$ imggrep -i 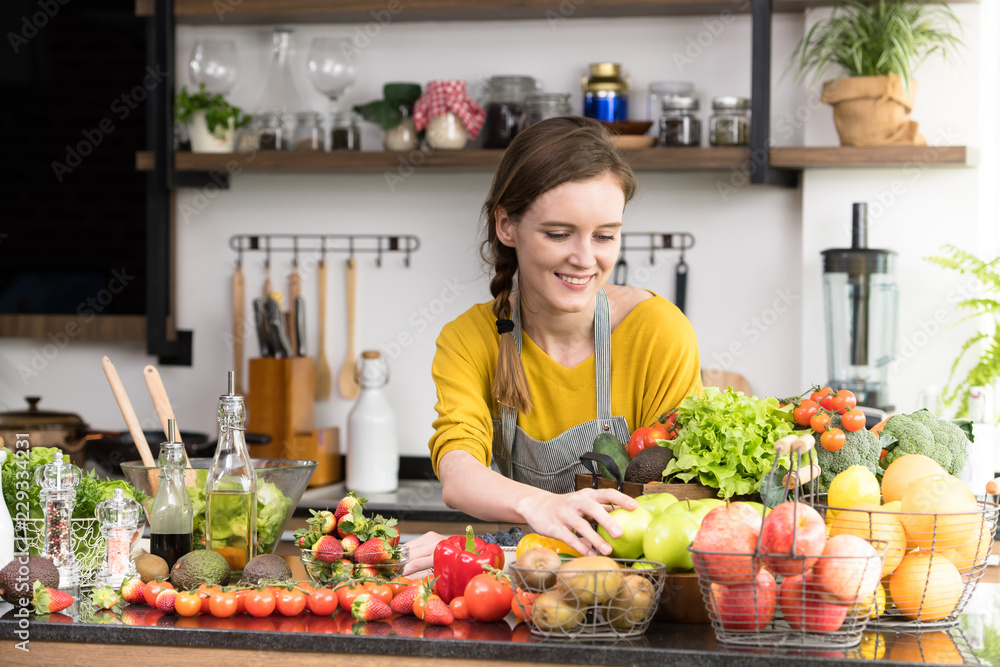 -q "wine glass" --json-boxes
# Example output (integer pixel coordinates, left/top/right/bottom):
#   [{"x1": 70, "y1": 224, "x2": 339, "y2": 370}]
[
  {"x1": 306, "y1": 37, "x2": 357, "y2": 114},
  {"x1": 189, "y1": 38, "x2": 239, "y2": 94}
]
